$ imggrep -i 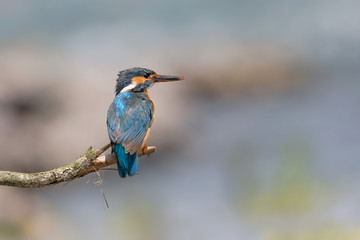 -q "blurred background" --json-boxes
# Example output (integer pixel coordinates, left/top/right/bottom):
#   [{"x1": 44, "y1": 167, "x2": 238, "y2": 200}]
[{"x1": 0, "y1": 0, "x2": 360, "y2": 239}]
